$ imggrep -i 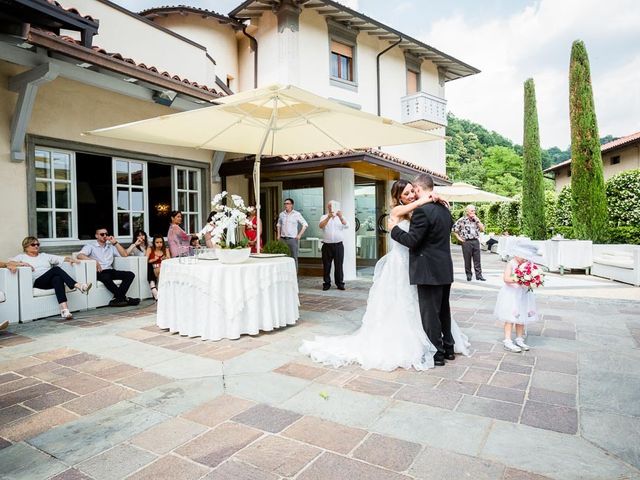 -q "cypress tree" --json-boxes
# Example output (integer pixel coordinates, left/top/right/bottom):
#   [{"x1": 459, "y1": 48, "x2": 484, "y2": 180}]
[
  {"x1": 569, "y1": 40, "x2": 608, "y2": 241},
  {"x1": 521, "y1": 78, "x2": 546, "y2": 239}
]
